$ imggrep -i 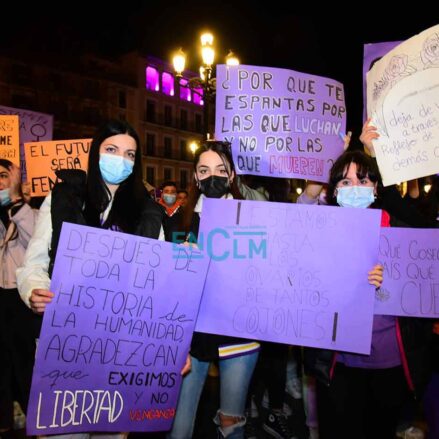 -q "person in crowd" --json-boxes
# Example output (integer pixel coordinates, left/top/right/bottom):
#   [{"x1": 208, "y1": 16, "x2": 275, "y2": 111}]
[
  {"x1": 0, "y1": 159, "x2": 38, "y2": 439},
  {"x1": 158, "y1": 180, "x2": 183, "y2": 241},
  {"x1": 176, "y1": 189, "x2": 189, "y2": 207},
  {"x1": 168, "y1": 140, "x2": 259, "y2": 439},
  {"x1": 17, "y1": 120, "x2": 188, "y2": 439},
  {"x1": 299, "y1": 149, "x2": 433, "y2": 439}
]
